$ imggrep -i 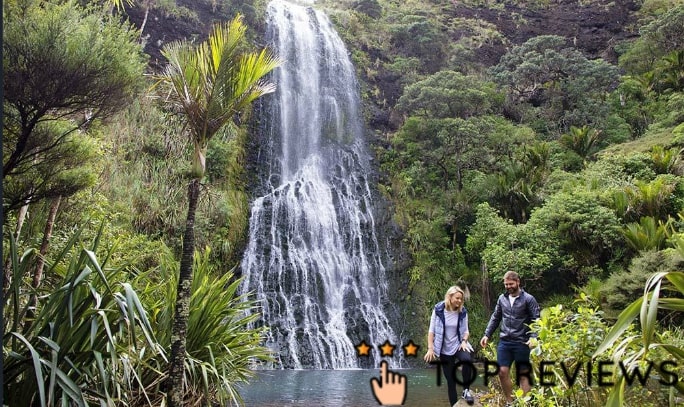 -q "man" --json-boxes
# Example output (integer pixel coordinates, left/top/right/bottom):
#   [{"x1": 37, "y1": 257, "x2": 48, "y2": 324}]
[{"x1": 479, "y1": 271, "x2": 540, "y2": 407}]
